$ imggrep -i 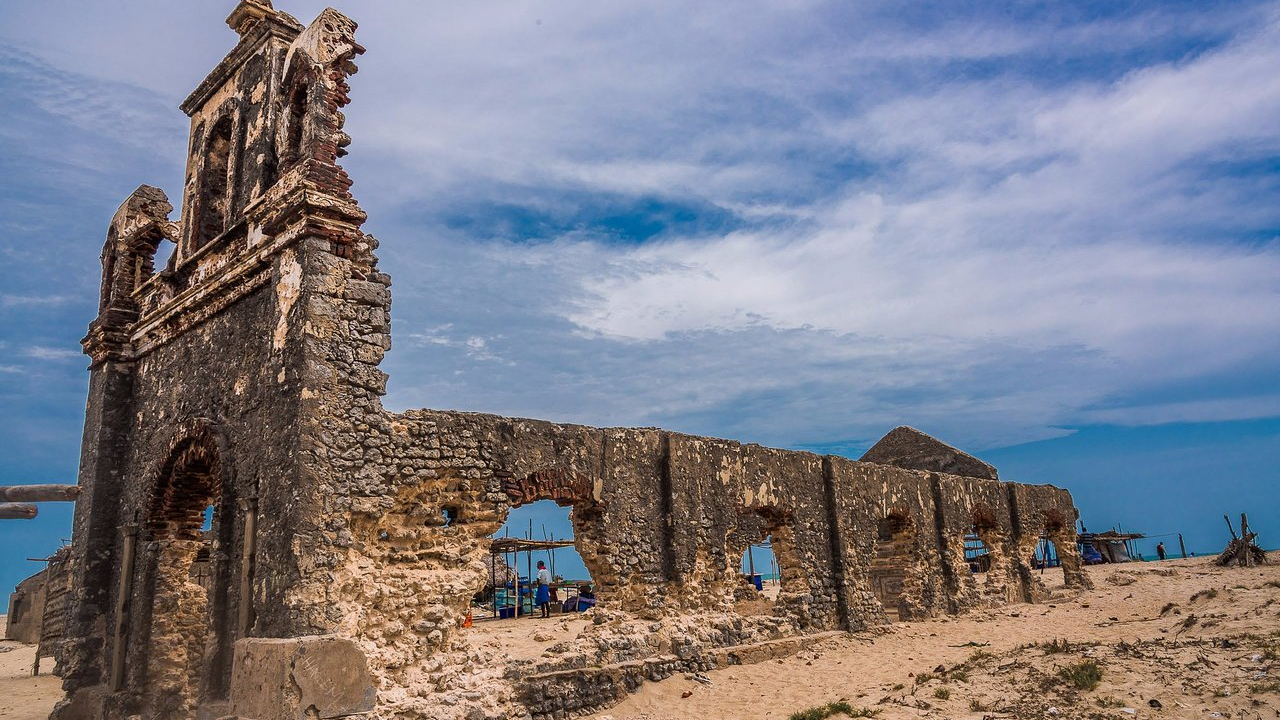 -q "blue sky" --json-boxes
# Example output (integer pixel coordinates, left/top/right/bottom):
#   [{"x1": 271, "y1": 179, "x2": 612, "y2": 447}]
[{"x1": 2, "y1": 1, "x2": 1279, "y2": 596}]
